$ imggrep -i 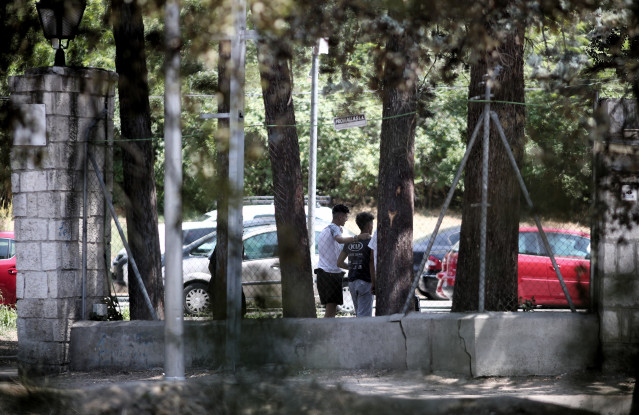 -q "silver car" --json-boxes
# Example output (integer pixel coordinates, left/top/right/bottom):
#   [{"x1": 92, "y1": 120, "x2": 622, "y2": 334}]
[{"x1": 178, "y1": 220, "x2": 353, "y2": 315}]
